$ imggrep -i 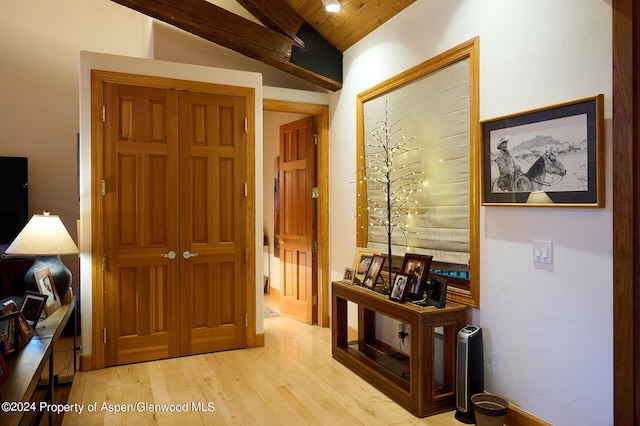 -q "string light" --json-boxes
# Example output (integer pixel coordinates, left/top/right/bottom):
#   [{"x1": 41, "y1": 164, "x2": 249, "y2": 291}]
[{"x1": 355, "y1": 100, "x2": 425, "y2": 267}]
